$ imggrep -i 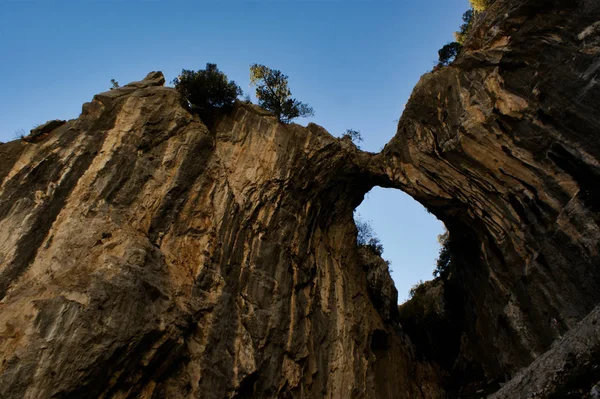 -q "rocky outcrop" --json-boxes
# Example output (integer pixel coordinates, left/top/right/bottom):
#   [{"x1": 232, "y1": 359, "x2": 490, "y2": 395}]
[
  {"x1": 490, "y1": 303, "x2": 600, "y2": 398},
  {"x1": 0, "y1": 0, "x2": 599, "y2": 397},
  {"x1": 380, "y1": 0, "x2": 600, "y2": 393},
  {"x1": 0, "y1": 73, "x2": 442, "y2": 398},
  {"x1": 24, "y1": 120, "x2": 67, "y2": 143}
]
